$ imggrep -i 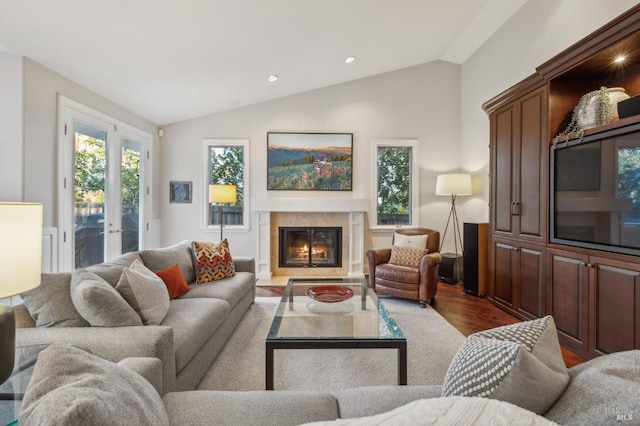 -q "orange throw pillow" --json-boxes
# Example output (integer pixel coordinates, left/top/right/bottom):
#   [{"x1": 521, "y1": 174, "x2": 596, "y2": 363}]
[{"x1": 155, "y1": 264, "x2": 191, "y2": 299}]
